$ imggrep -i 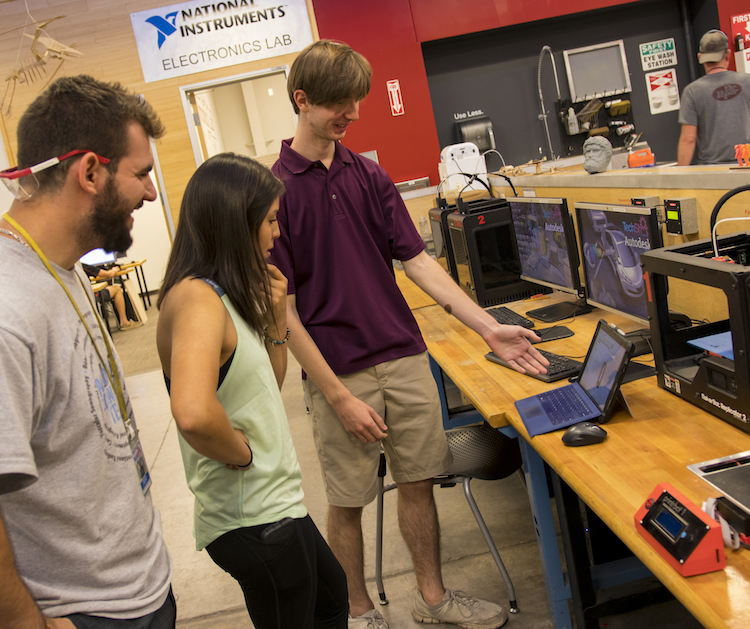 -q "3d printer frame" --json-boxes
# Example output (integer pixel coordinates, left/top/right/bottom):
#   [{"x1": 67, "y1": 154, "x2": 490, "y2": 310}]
[{"x1": 641, "y1": 232, "x2": 750, "y2": 433}]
